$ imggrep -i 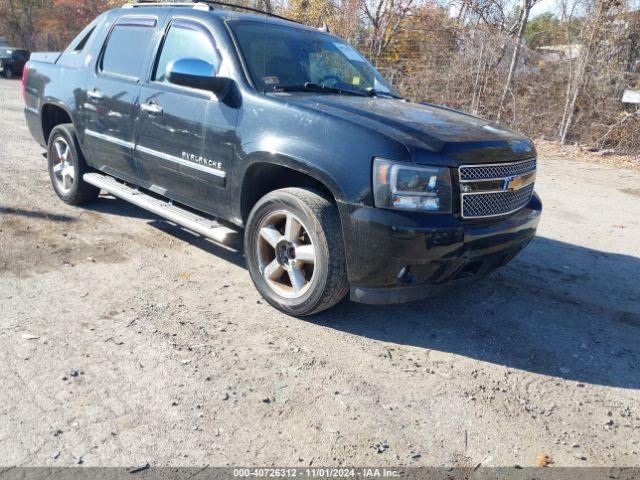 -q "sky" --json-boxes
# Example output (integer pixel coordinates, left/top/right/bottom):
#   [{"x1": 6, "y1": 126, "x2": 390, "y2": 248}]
[
  {"x1": 531, "y1": 0, "x2": 558, "y2": 16},
  {"x1": 446, "y1": 0, "x2": 560, "y2": 20}
]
